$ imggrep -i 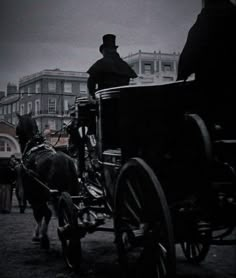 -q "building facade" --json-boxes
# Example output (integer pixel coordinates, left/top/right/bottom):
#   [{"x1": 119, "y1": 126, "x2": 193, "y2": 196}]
[
  {"x1": 0, "y1": 51, "x2": 181, "y2": 133},
  {"x1": 18, "y1": 69, "x2": 88, "y2": 133},
  {"x1": 123, "y1": 50, "x2": 180, "y2": 85},
  {"x1": 0, "y1": 120, "x2": 21, "y2": 158}
]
